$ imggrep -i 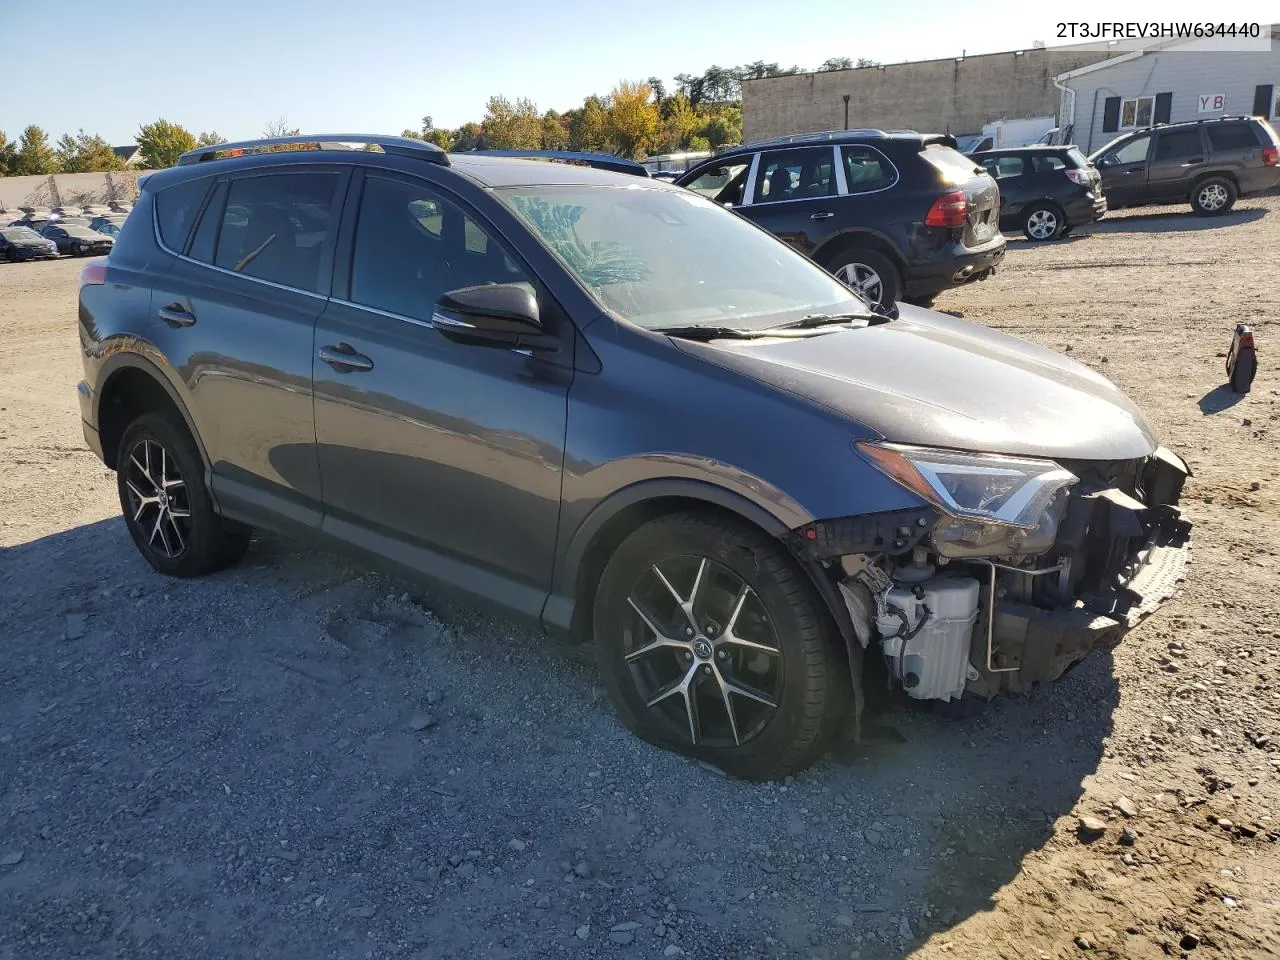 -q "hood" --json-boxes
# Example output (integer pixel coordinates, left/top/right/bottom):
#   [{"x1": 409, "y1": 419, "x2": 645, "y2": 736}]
[{"x1": 675, "y1": 305, "x2": 1158, "y2": 462}]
